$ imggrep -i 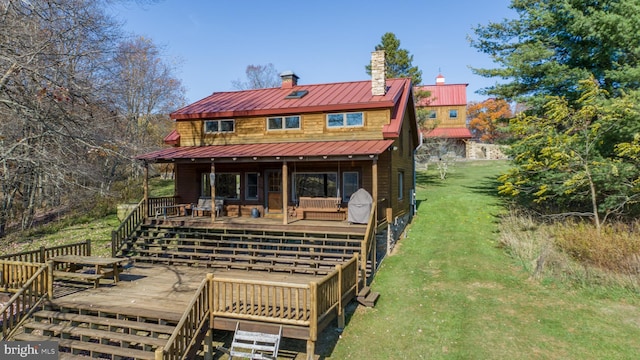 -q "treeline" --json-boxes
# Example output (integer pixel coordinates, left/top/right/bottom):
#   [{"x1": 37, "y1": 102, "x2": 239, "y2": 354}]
[
  {"x1": 0, "y1": 0, "x2": 186, "y2": 237},
  {"x1": 471, "y1": 0, "x2": 640, "y2": 227}
]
